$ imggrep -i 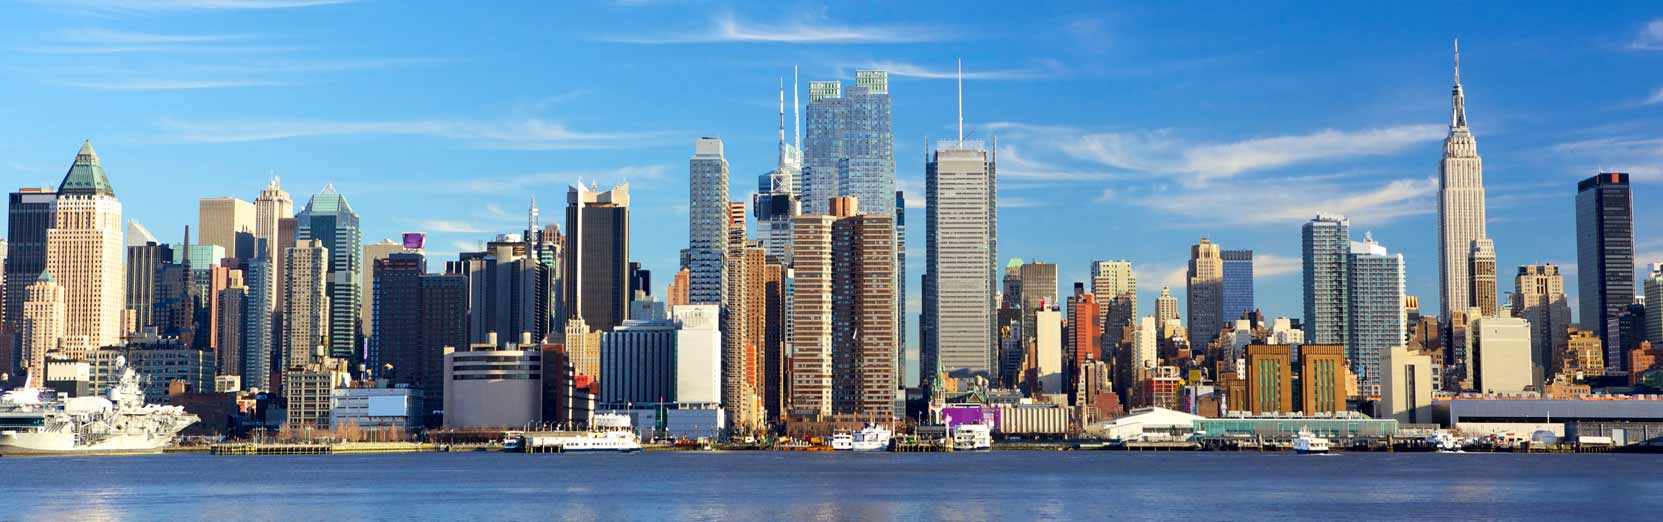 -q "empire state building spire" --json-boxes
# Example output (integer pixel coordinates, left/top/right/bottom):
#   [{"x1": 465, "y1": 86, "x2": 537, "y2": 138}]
[
  {"x1": 1436, "y1": 37, "x2": 1491, "y2": 322},
  {"x1": 1451, "y1": 38, "x2": 1467, "y2": 129}
]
